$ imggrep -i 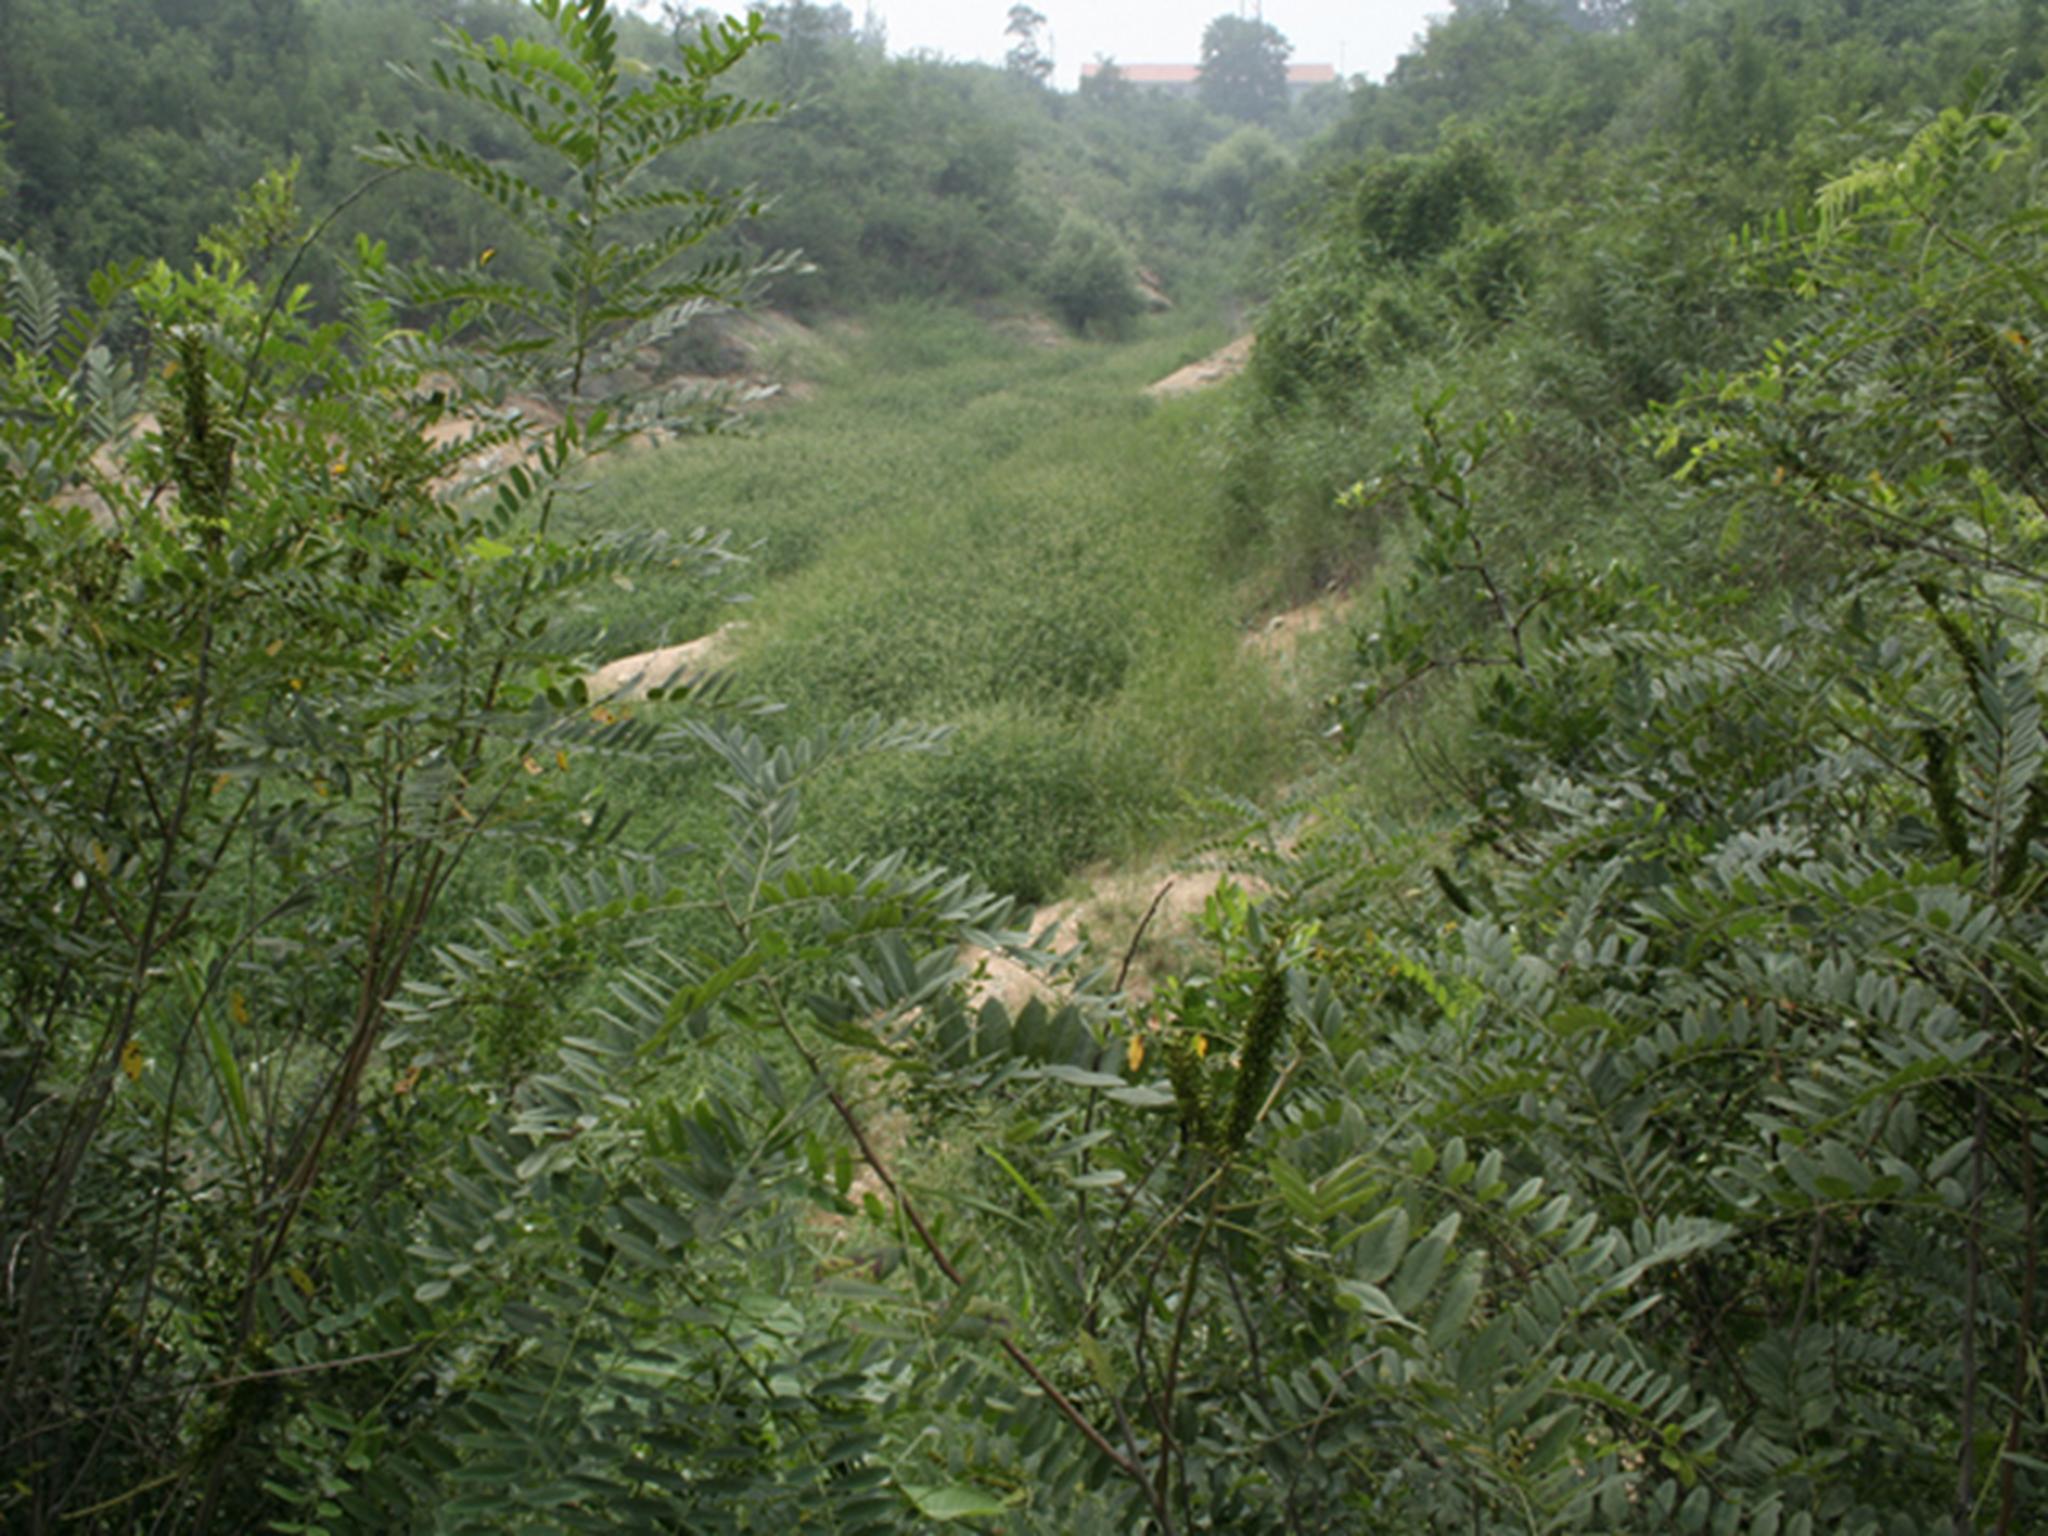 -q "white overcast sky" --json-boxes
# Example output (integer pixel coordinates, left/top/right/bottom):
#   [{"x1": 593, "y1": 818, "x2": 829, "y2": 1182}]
[{"x1": 826, "y1": 3, "x2": 1445, "y2": 91}]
